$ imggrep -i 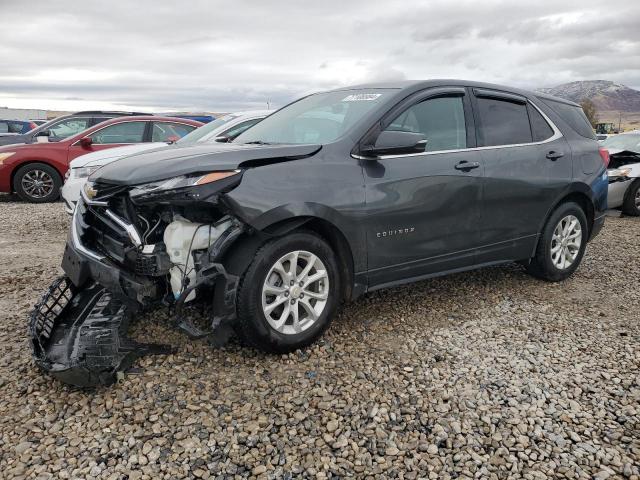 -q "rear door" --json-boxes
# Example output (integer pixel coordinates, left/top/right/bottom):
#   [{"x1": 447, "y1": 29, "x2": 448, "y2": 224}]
[
  {"x1": 471, "y1": 89, "x2": 572, "y2": 263},
  {"x1": 363, "y1": 87, "x2": 485, "y2": 287}
]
